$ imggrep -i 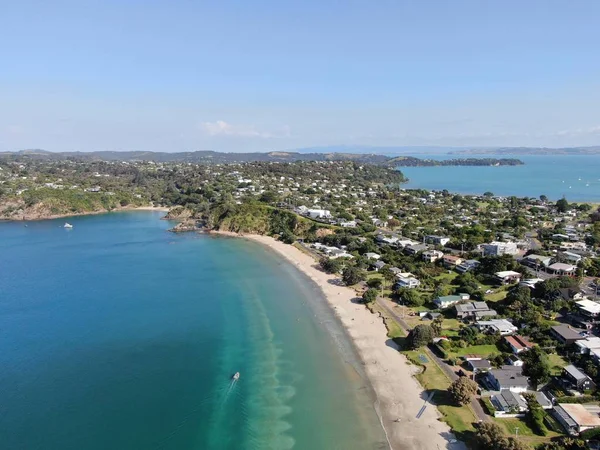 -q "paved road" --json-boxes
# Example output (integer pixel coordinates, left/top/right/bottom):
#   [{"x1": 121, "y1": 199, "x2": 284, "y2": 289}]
[{"x1": 377, "y1": 298, "x2": 490, "y2": 423}]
